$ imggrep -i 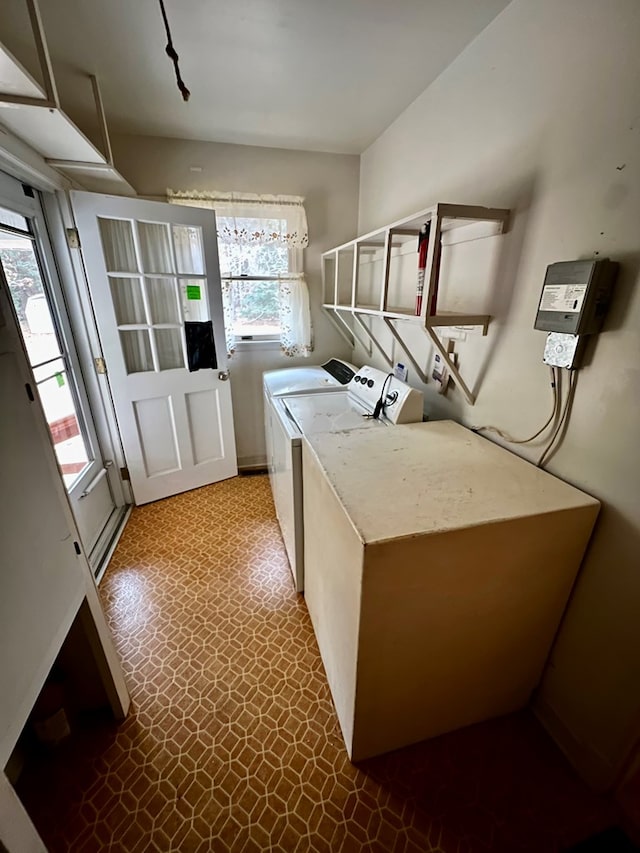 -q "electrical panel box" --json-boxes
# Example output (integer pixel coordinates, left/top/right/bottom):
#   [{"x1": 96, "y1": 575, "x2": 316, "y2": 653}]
[{"x1": 534, "y1": 259, "x2": 617, "y2": 335}]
